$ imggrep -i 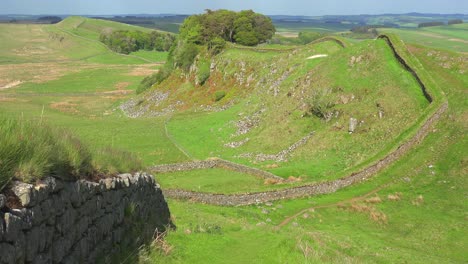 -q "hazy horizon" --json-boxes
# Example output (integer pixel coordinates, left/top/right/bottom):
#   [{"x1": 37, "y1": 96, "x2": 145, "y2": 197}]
[{"x1": 1, "y1": 0, "x2": 467, "y2": 16}]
